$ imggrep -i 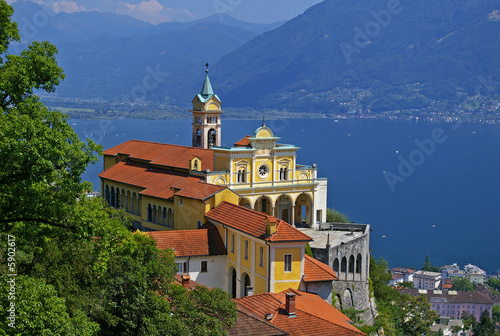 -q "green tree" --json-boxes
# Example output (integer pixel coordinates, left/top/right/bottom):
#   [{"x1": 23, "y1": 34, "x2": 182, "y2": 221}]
[
  {"x1": 0, "y1": 2, "x2": 237, "y2": 335},
  {"x1": 452, "y1": 277, "x2": 475, "y2": 291},
  {"x1": 0, "y1": 275, "x2": 99, "y2": 335},
  {"x1": 395, "y1": 294, "x2": 438, "y2": 336},
  {"x1": 472, "y1": 309, "x2": 495, "y2": 336},
  {"x1": 326, "y1": 208, "x2": 350, "y2": 223},
  {"x1": 305, "y1": 243, "x2": 313, "y2": 257},
  {"x1": 487, "y1": 278, "x2": 500, "y2": 295},
  {"x1": 421, "y1": 255, "x2": 440, "y2": 272},
  {"x1": 461, "y1": 311, "x2": 477, "y2": 330},
  {"x1": 492, "y1": 305, "x2": 500, "y2": 325}
]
